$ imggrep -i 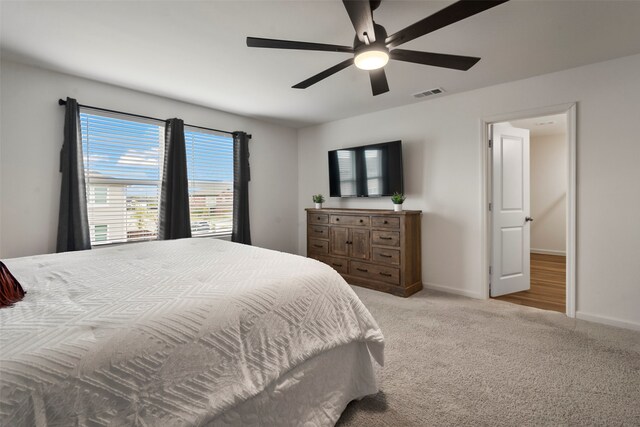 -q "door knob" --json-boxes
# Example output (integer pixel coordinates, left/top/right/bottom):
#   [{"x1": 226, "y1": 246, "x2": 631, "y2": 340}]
[{"x1": 525, "y1": 216, "x2": 534, "y2": 222}]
